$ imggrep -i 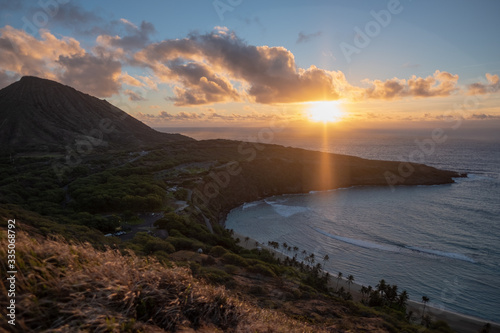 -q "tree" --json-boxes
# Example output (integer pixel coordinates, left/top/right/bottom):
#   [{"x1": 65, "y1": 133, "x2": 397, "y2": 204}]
[
  {"x1": 309, "y1": 253, "x2": 315, "y2": 264},
  {"x1": 421, "y1": 295, "x2": 430, "y2": 319},
  {"x1": 398, "y1": 290, "x2": 409, "y2": 309},
  {"x1": 323, "y1": 254, "x2": 330, "y2": 267},
  {"x1": 386, "y1": 284, "x2": 398, "y2": 304},
  {"x1": 336, "y1": 272, "x2": 343, "y2": 291},
  {"x1": 376, "y1": 279, "x2": 387, "y2": 300},
  {"x1": 245, "y1": 236, "x2": 249, "y2": 246},
  {"x1": 479, "y1": 323, "x2": 491, "y2": 333},
  {"x1": 347, "y1": 274, "x2": 355, "y2": 292},
  {"x1": 360, "y1": 286, "x2": 368, "y2": 303}
]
